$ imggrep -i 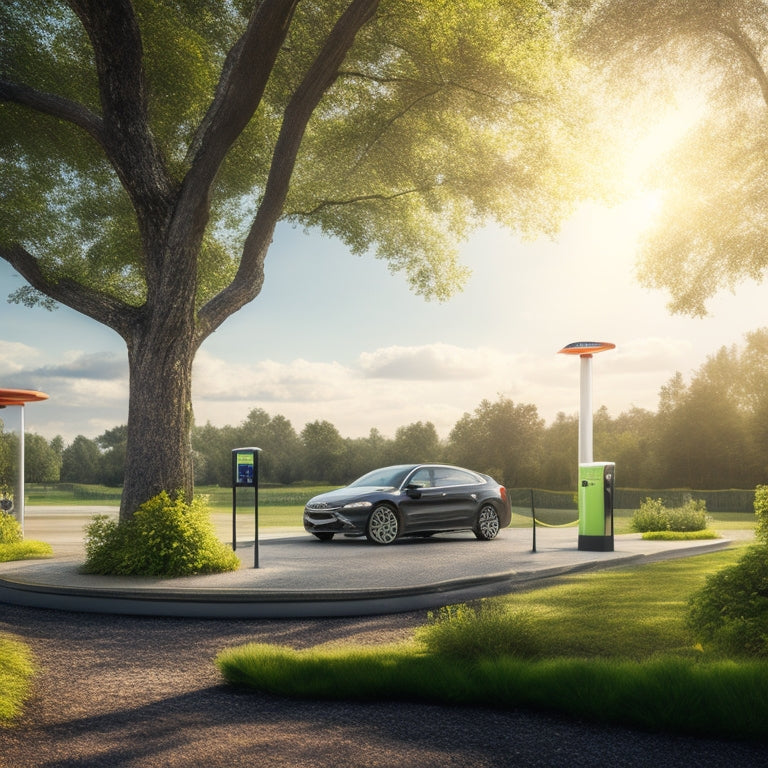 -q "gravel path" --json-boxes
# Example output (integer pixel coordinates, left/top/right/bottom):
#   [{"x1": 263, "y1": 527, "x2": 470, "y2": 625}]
[{"x1": 0, "y1": 603, "x2": 765, "y2": 768}]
